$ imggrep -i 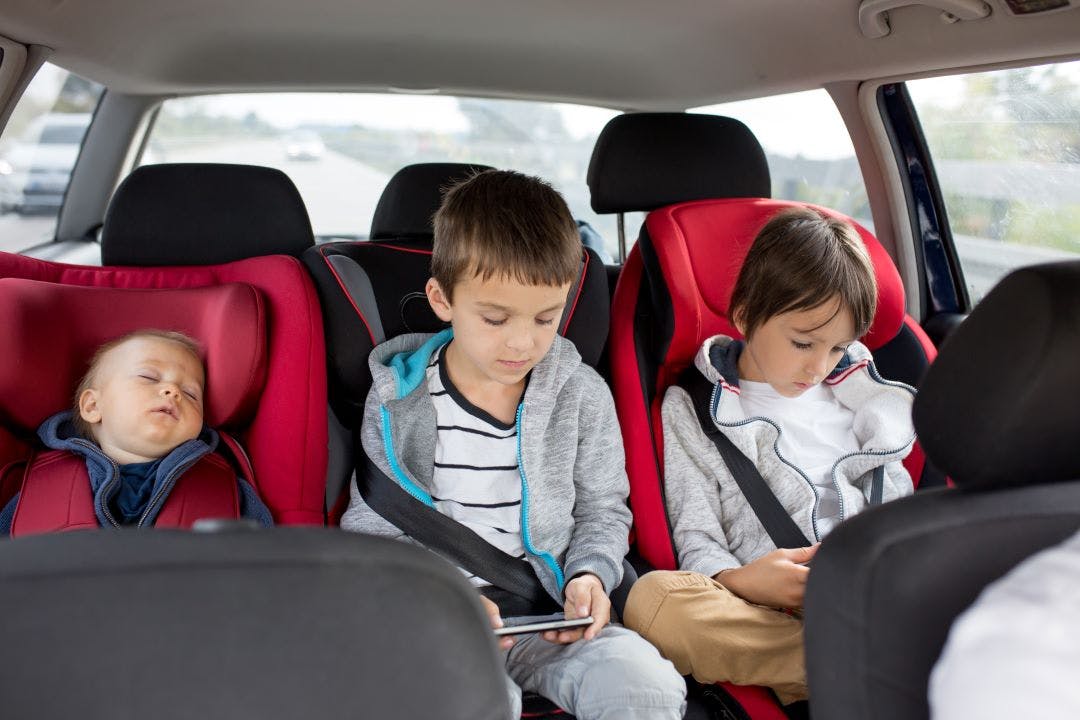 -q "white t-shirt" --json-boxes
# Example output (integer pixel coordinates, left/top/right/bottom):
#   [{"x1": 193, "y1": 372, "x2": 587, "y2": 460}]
[
  {"x1": 427, "y1": 346, "x2": 526, "y2": 587},
  {"x1": 739, "y1": 380, "x2": 860, "y2": 536}
]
